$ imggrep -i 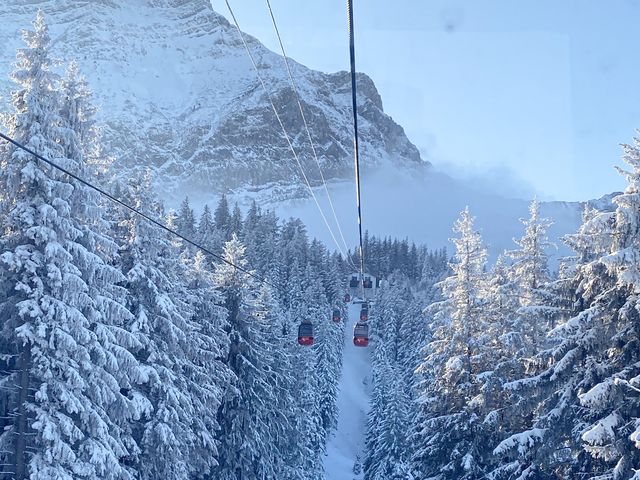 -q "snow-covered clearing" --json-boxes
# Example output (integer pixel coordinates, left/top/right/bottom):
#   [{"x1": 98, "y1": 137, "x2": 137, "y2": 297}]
[{"x1": 324, "y1": 301, "x2": 372, "y2": 480}]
